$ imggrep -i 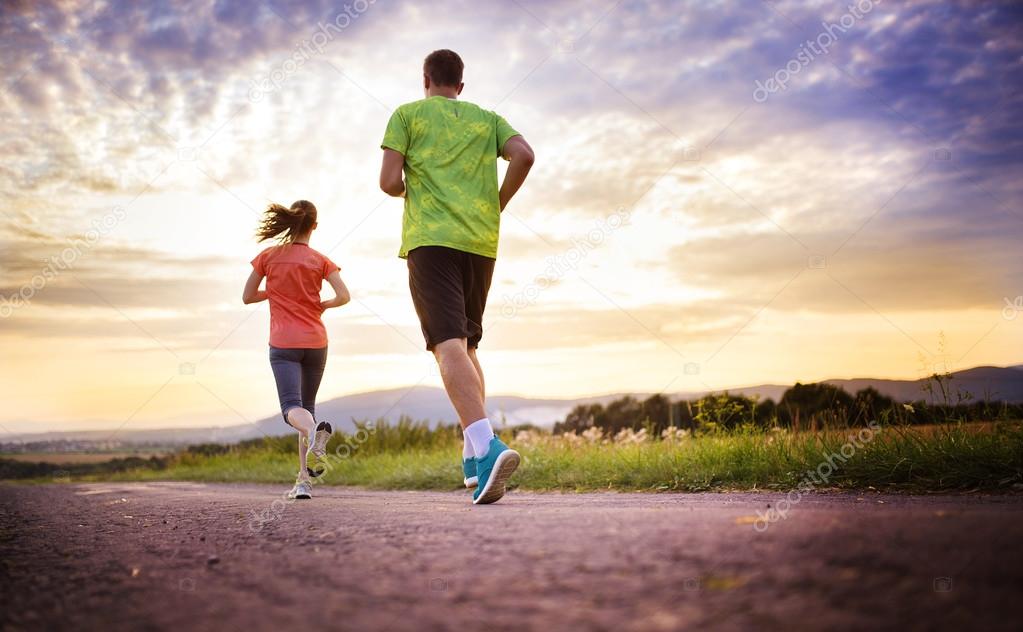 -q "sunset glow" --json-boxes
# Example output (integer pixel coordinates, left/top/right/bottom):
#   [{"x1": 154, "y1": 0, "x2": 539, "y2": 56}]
[{"x1": 1, "y1": 0, "x2": 1021, "y2": 433}]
